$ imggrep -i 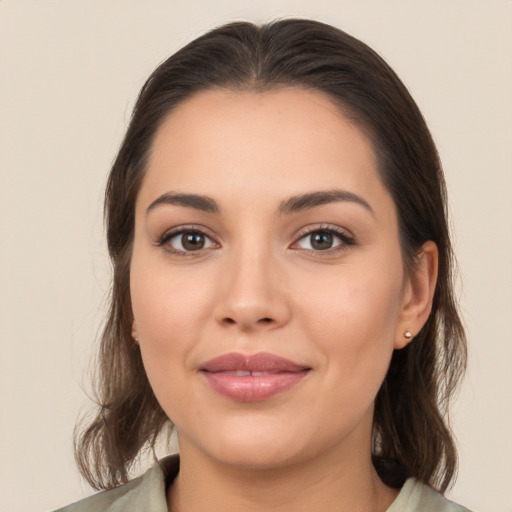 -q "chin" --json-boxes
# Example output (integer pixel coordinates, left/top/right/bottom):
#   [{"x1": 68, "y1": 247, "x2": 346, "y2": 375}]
[
  {"x1": 211, "y1": 441, "x2": 304, "y2": 471},
  {"x1": 178, "y1": 415, "x2": 314, "y2": 471}
]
